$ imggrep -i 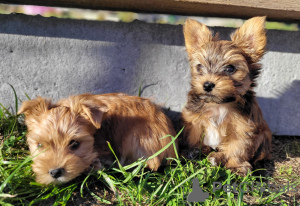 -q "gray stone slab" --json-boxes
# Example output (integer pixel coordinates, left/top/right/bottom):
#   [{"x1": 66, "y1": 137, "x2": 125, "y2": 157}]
[{"x1": 0, "y1": 14, "x2": 299, "y2": 135}]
